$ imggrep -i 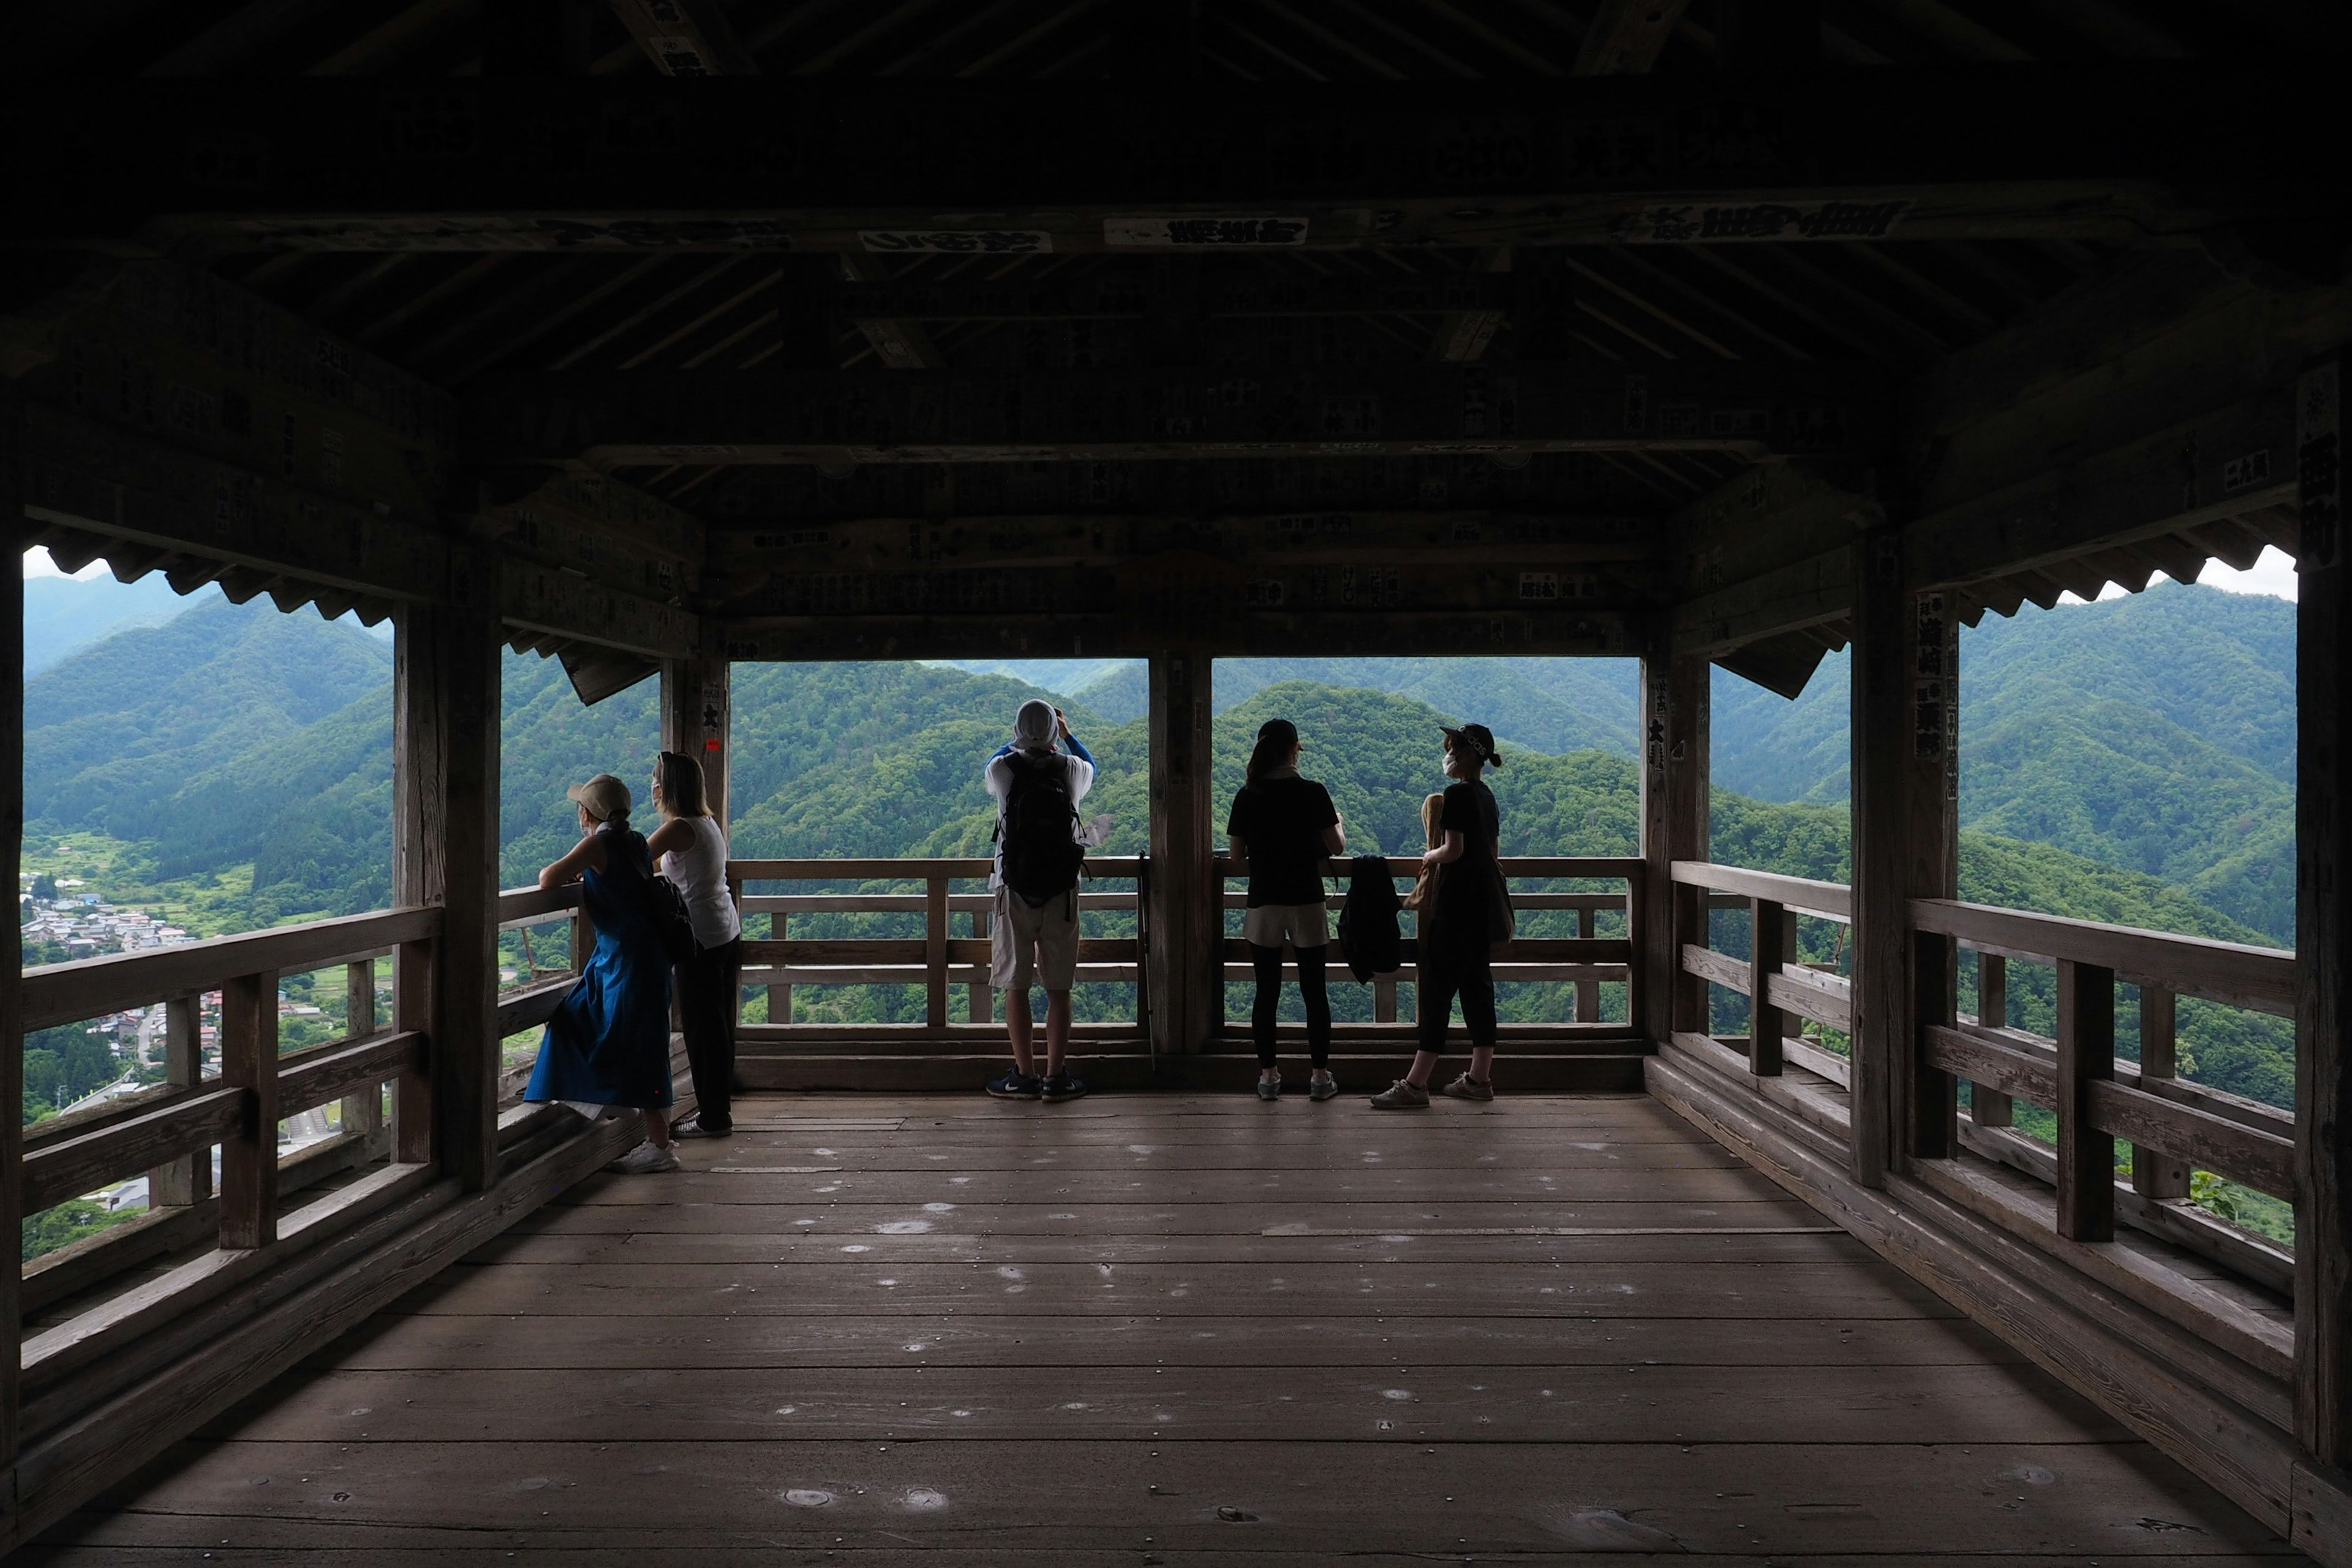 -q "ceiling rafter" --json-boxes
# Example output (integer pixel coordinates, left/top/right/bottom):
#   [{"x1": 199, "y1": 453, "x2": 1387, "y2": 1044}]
[
  {"x1": 445, "y1": 254, "x2": 670, "y2": 384},
  {"x1": 1320, "y1": 0, "x2": 1483, "y2": 77},
  {"x1": 548, "y1": 255, "x2": 753, "y2": 371},
  {"x1": 955, "y1": 0, "x2": 1103, "y2": 77}
]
